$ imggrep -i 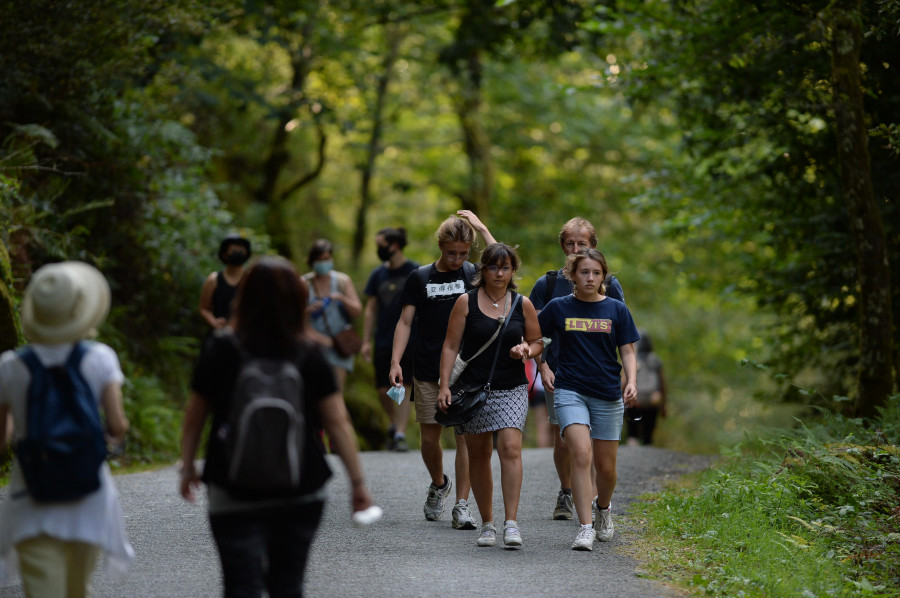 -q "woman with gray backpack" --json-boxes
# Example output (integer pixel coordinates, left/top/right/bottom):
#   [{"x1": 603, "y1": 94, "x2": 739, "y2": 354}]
[{"x1": 180, "y1": 255, "x2": 373, "y2": 598}]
